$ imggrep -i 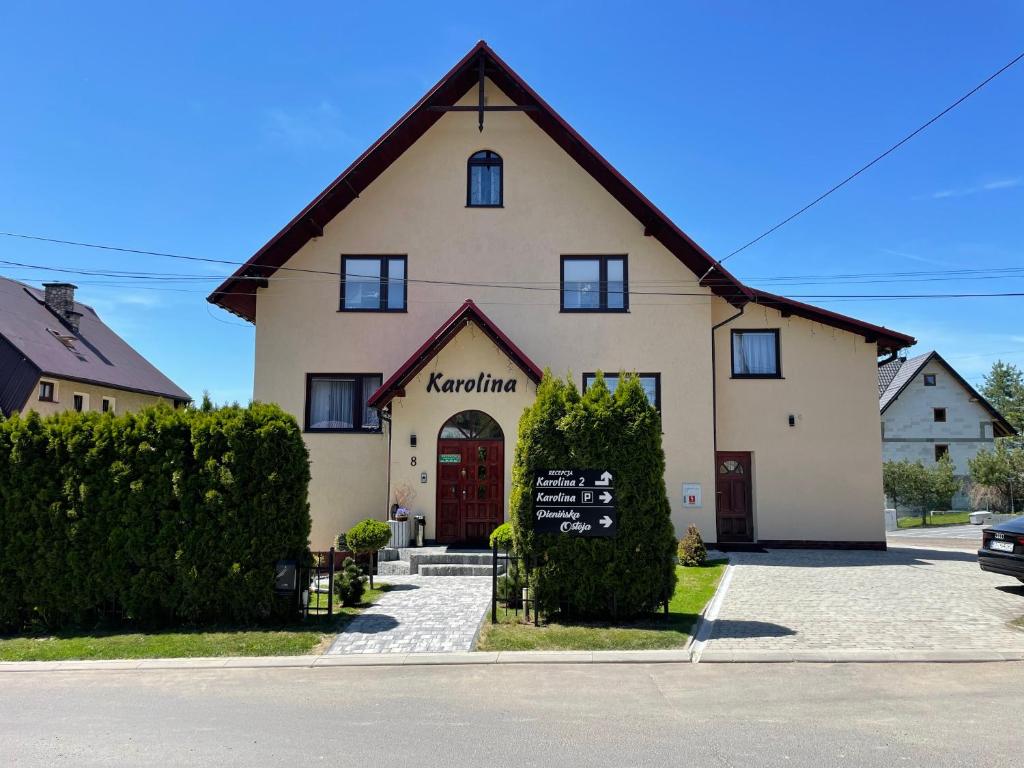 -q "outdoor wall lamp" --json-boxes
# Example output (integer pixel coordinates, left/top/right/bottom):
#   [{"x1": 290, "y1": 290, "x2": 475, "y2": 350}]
[{"x1": 410, "y1": 433, "x2": 417, "y2": 448}]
